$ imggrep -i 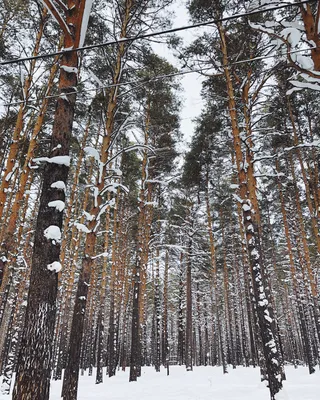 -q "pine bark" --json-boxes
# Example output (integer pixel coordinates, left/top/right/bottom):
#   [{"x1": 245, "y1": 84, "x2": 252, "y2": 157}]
[
  {"x1": 217, "y1": 22, "x2": 283, "y2": 399},
  {"x1": 63, "y1": 2, "x2": 133, "y2": 395},
  {"x1": 185, "y1": 239, "x2": 193, "y2": 371},
  {"x1": 12, "y1": 1, "x2": 86, "y2": 398},
  {"x1": 129, "y1": 99, "x2": 152, "y2": 381}
]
